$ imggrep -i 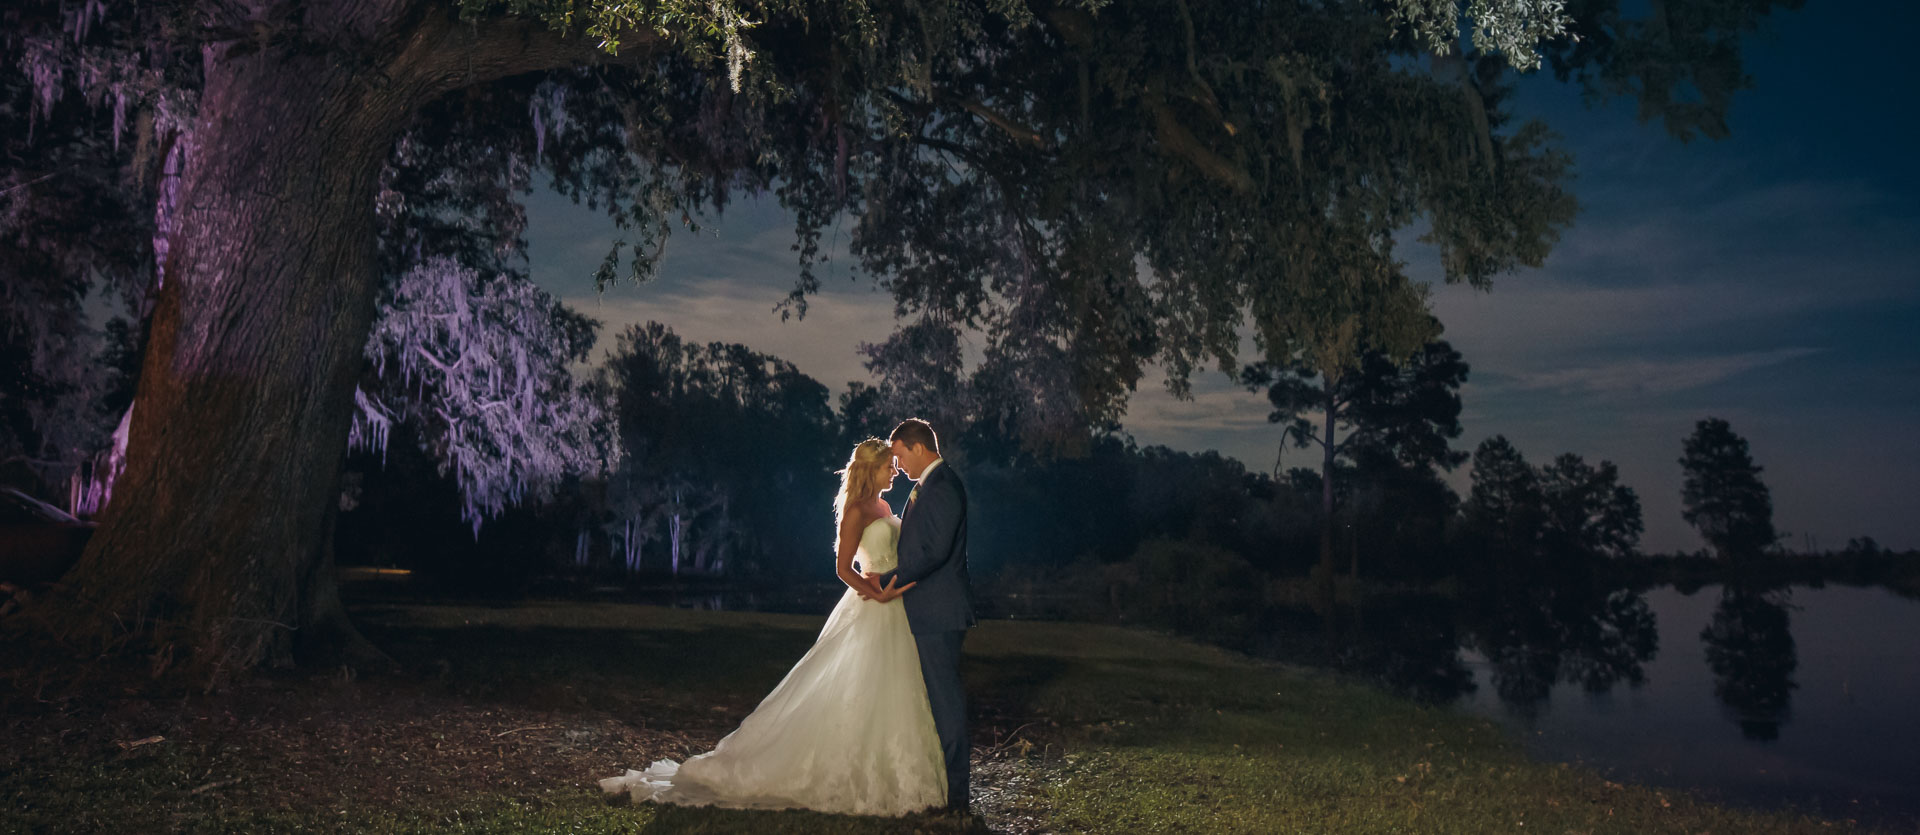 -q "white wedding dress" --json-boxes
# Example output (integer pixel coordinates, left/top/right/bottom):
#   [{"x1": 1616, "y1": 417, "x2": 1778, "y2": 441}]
[{"x1": 598, "y1": 515, "x2": 947, "y2": 816}]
